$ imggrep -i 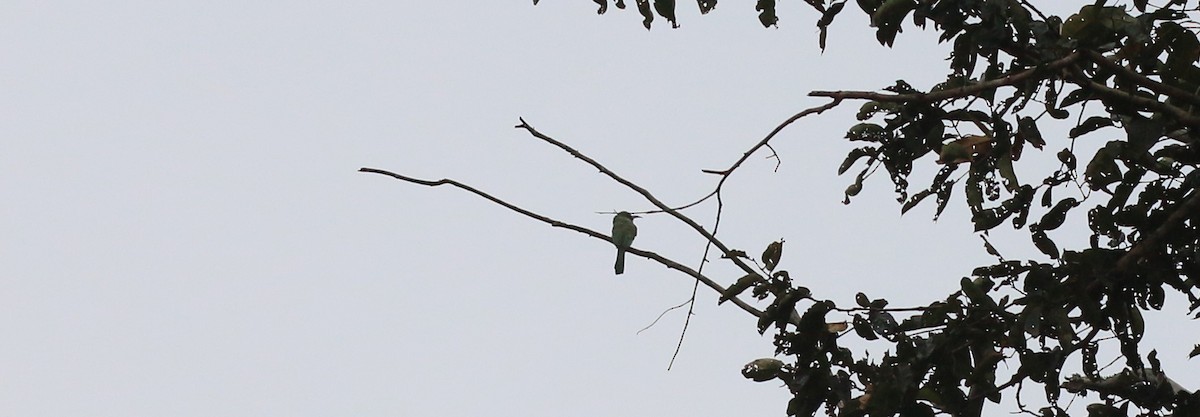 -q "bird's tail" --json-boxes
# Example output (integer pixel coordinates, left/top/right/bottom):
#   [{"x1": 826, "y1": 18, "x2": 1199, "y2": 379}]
[{"x1": 615, "y1": 249, "x2": 626, "y2": 275}]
